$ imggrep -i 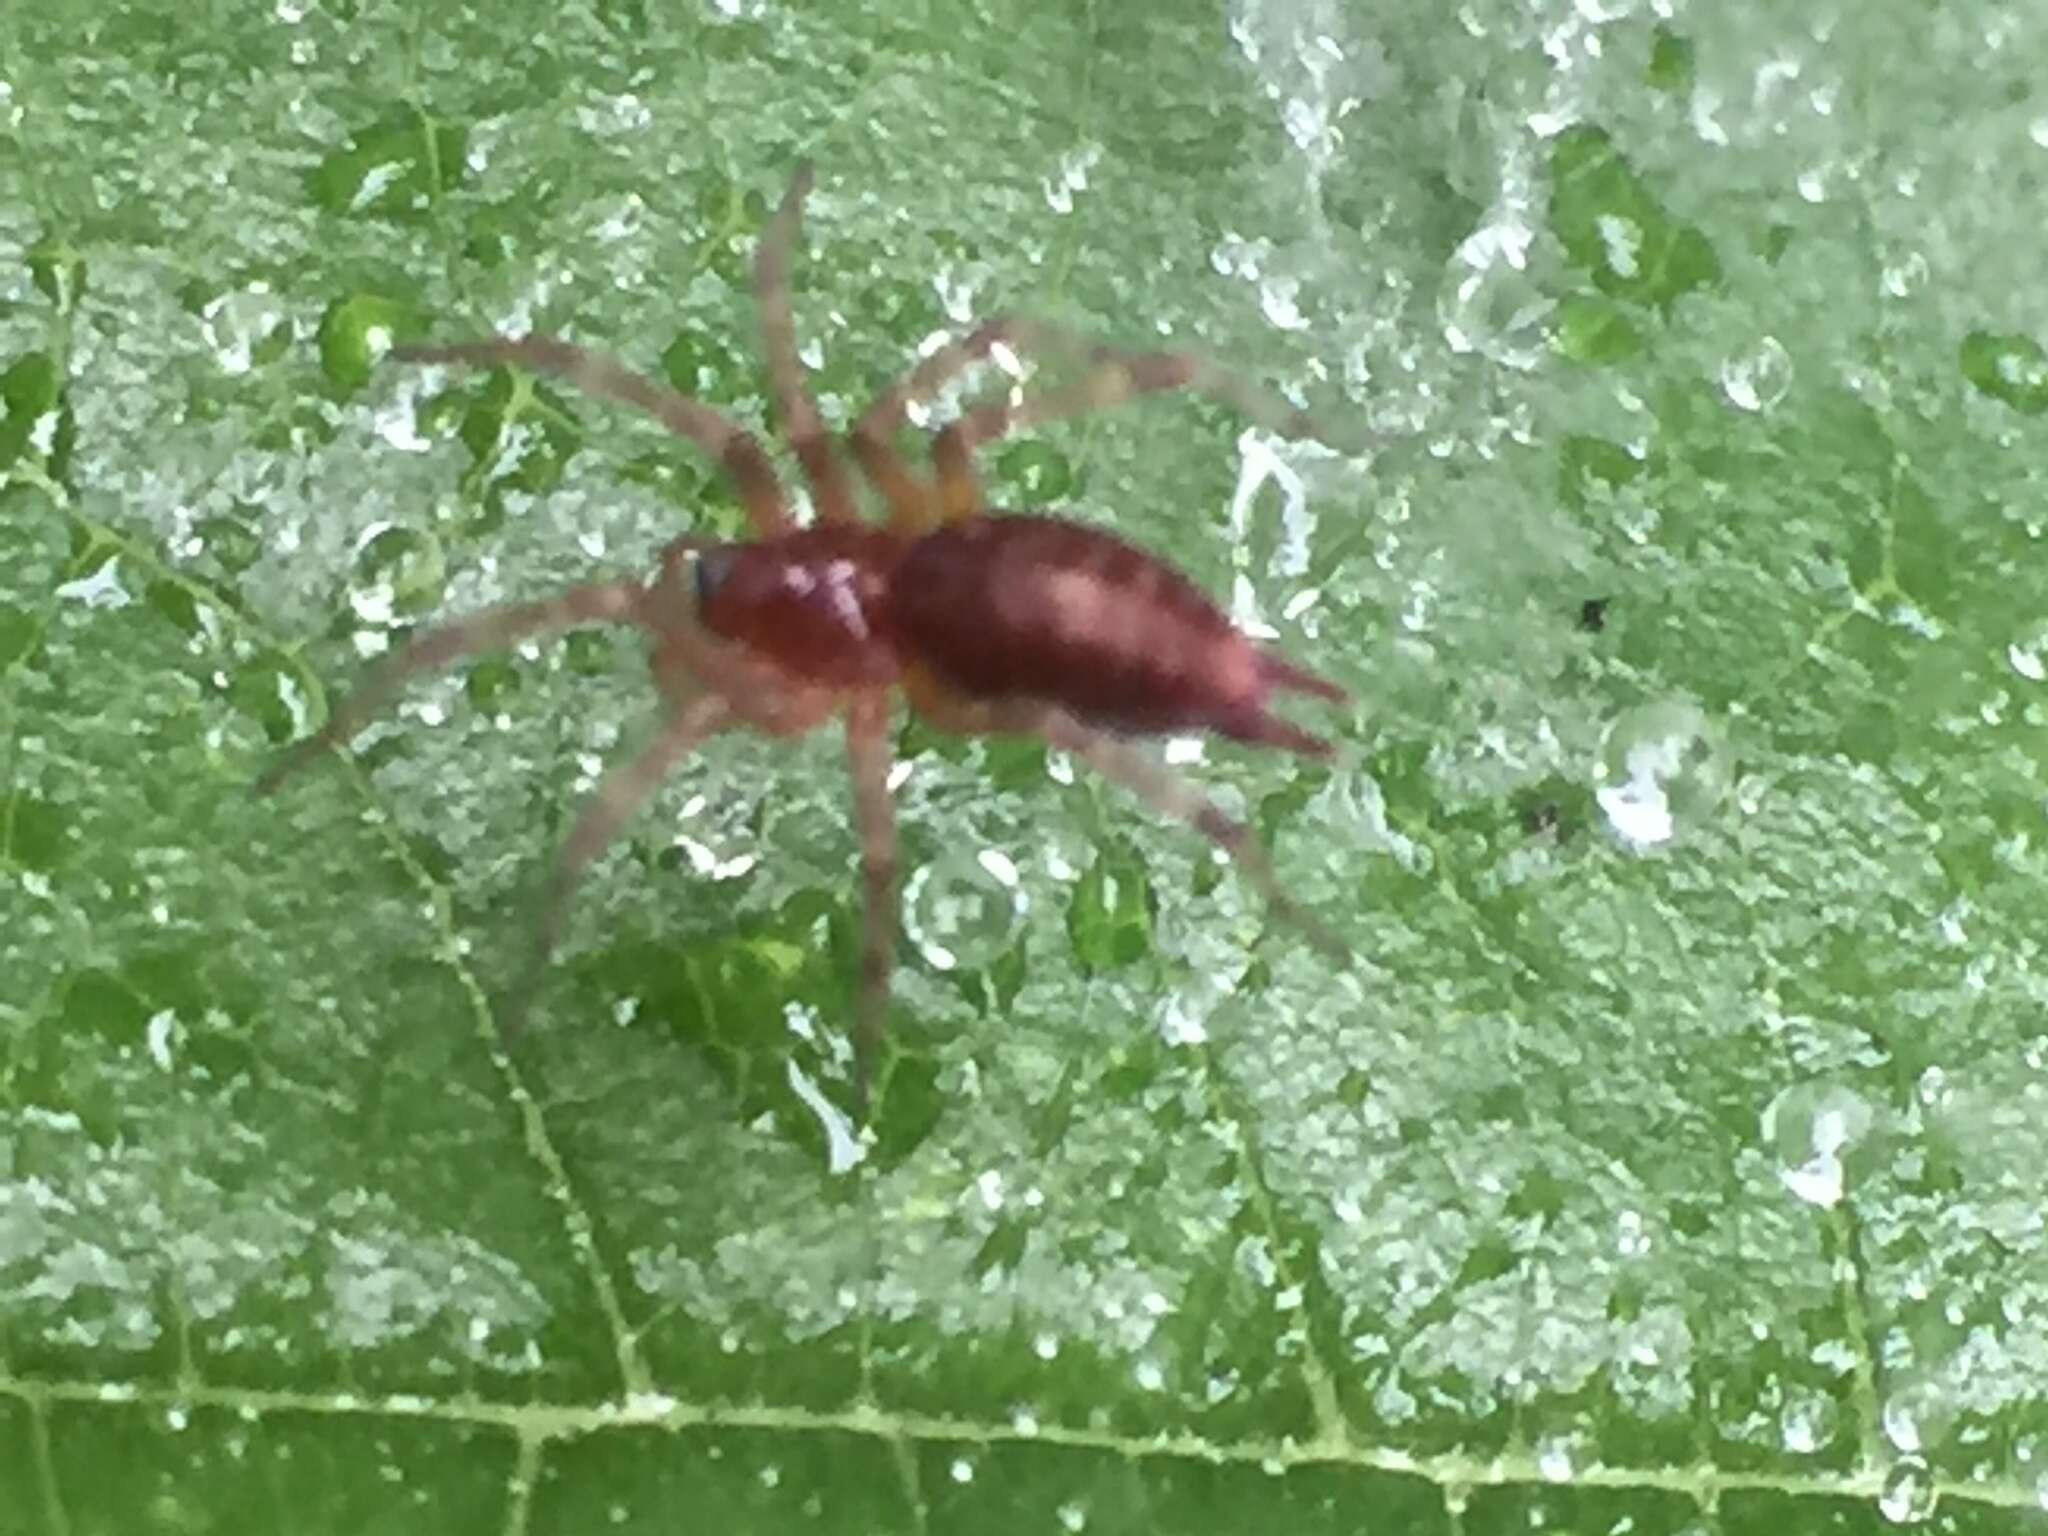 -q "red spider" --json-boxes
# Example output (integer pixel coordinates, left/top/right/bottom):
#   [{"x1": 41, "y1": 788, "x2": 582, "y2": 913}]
[{"x1": 263, "y1": 163, "x2": 1347, "y2": 1110}]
